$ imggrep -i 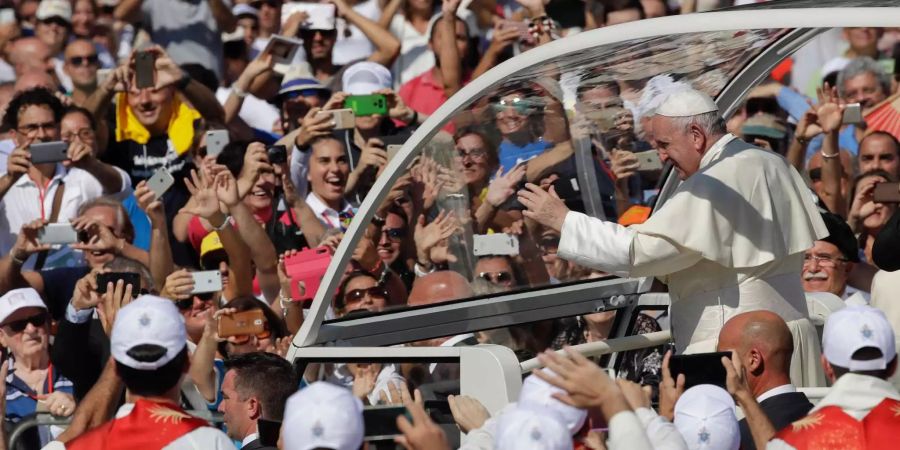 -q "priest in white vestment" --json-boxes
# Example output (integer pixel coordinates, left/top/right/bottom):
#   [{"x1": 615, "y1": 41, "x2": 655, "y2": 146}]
[{"x1": 518, "y1": 88, "x2": 829, "y2": 387}]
